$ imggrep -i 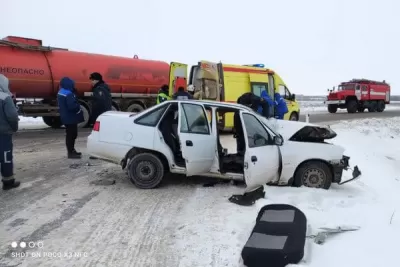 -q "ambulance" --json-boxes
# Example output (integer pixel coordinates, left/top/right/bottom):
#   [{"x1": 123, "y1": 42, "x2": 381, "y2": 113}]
[{"x1": 168, "y1": 61, "x2": 300, "y2": 130}]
